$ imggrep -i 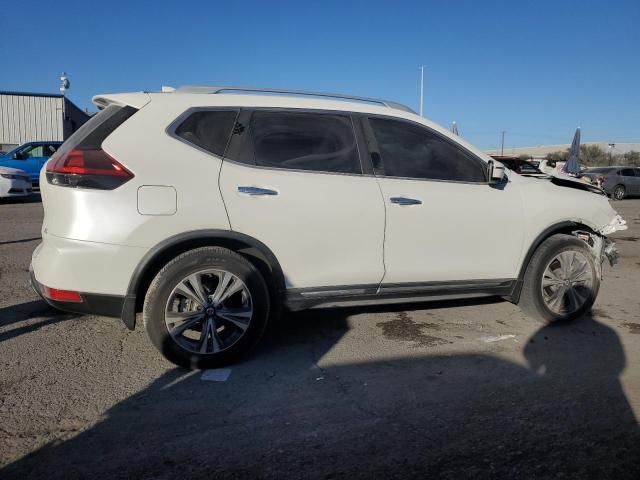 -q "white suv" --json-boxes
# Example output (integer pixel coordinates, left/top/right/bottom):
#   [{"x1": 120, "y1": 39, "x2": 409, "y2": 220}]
[{"x1": 30, "y1": 86, "x2": 627, "y2": 368}]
